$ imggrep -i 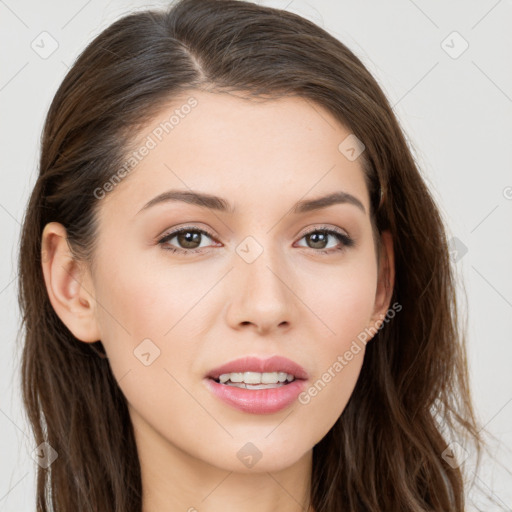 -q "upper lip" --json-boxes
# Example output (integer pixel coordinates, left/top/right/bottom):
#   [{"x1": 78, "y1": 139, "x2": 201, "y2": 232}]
[{"x1": 206, "y1": 356, "x2": 309, "y2": 381}]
